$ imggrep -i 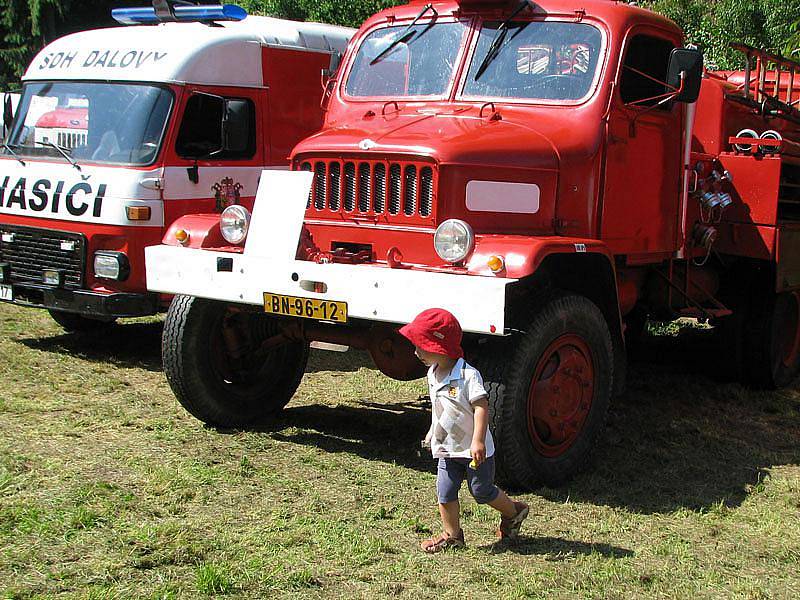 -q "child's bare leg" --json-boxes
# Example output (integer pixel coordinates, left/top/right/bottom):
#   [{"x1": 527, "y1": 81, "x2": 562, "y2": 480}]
[
  {"x1": 488, "y1": 489, "x2": 518, "y2": 518},
  {"x1": 439, "y1": 501, "x2": 461, "y2": 536}
]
